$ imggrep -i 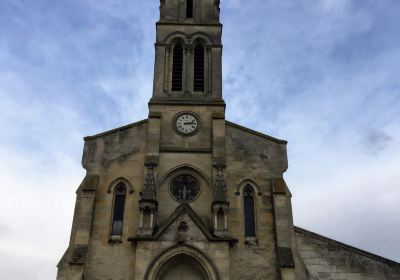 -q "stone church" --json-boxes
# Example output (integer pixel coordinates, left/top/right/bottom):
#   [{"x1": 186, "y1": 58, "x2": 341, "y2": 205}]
[{"x1": 57, "y1": 1, "x2": 400, "y2": 279}]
